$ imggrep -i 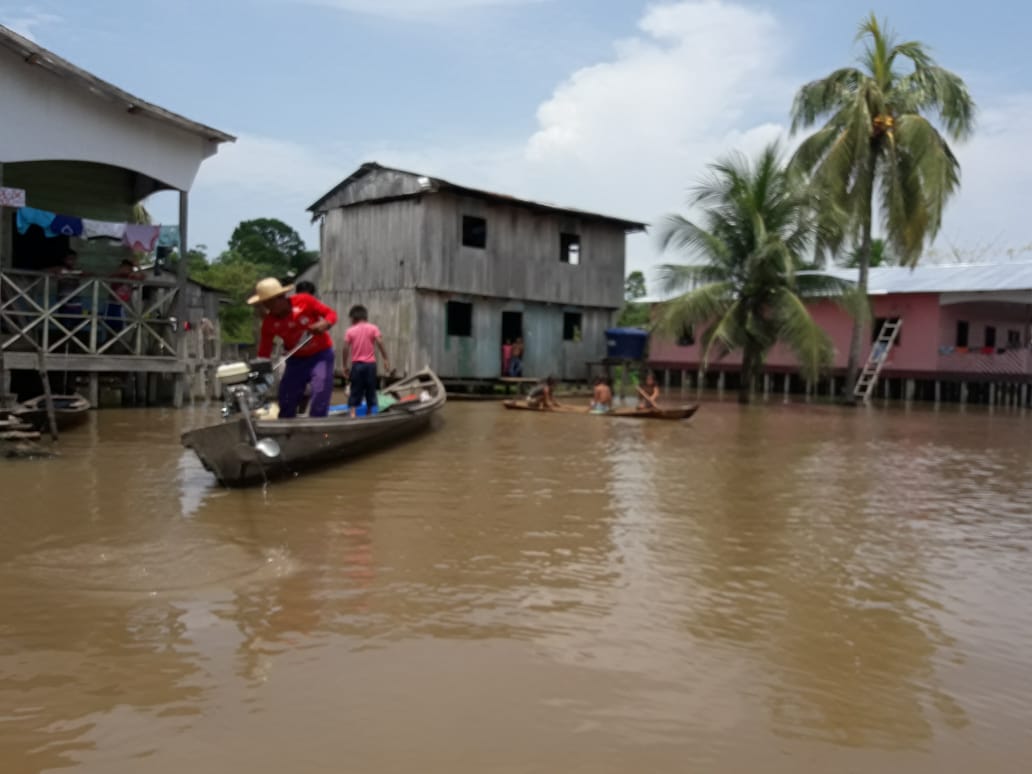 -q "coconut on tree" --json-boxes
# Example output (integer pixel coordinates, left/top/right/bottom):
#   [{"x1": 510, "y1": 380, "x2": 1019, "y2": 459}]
[
  {"x1": 790, "y1": 13, "x2": 975, "y2": 399},
  {"x1": 656, "y1": 143, "x2": 849, "y2": 404}
]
